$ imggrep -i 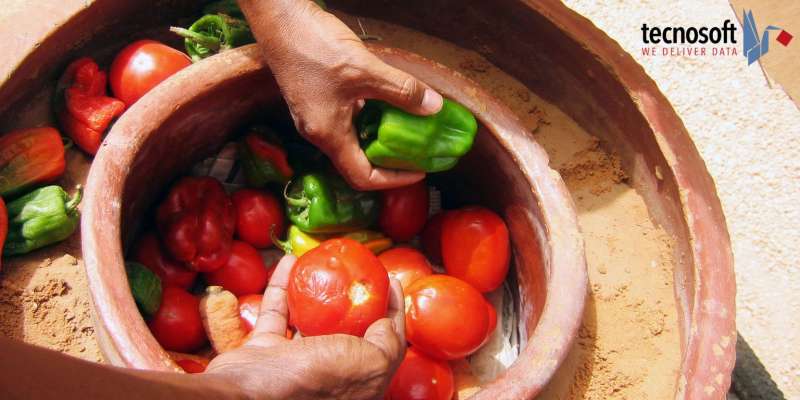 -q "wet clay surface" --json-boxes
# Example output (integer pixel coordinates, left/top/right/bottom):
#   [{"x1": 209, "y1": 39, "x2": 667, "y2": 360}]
[
  {"x1": 0, "y1": 11, "x2": 678, "y2": 398},
  {"x1": 338, "y1": 14, "x2": 681, "y2": 399}
]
